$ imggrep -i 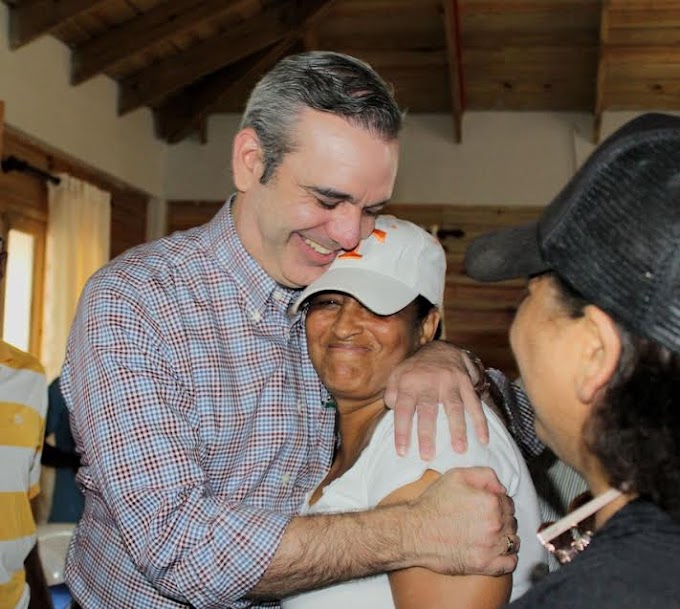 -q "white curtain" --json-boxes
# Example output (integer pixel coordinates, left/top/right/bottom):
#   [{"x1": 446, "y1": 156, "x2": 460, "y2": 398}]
[{"x1": 41, "y1": 173, "x2": 111, "y2": 381}]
